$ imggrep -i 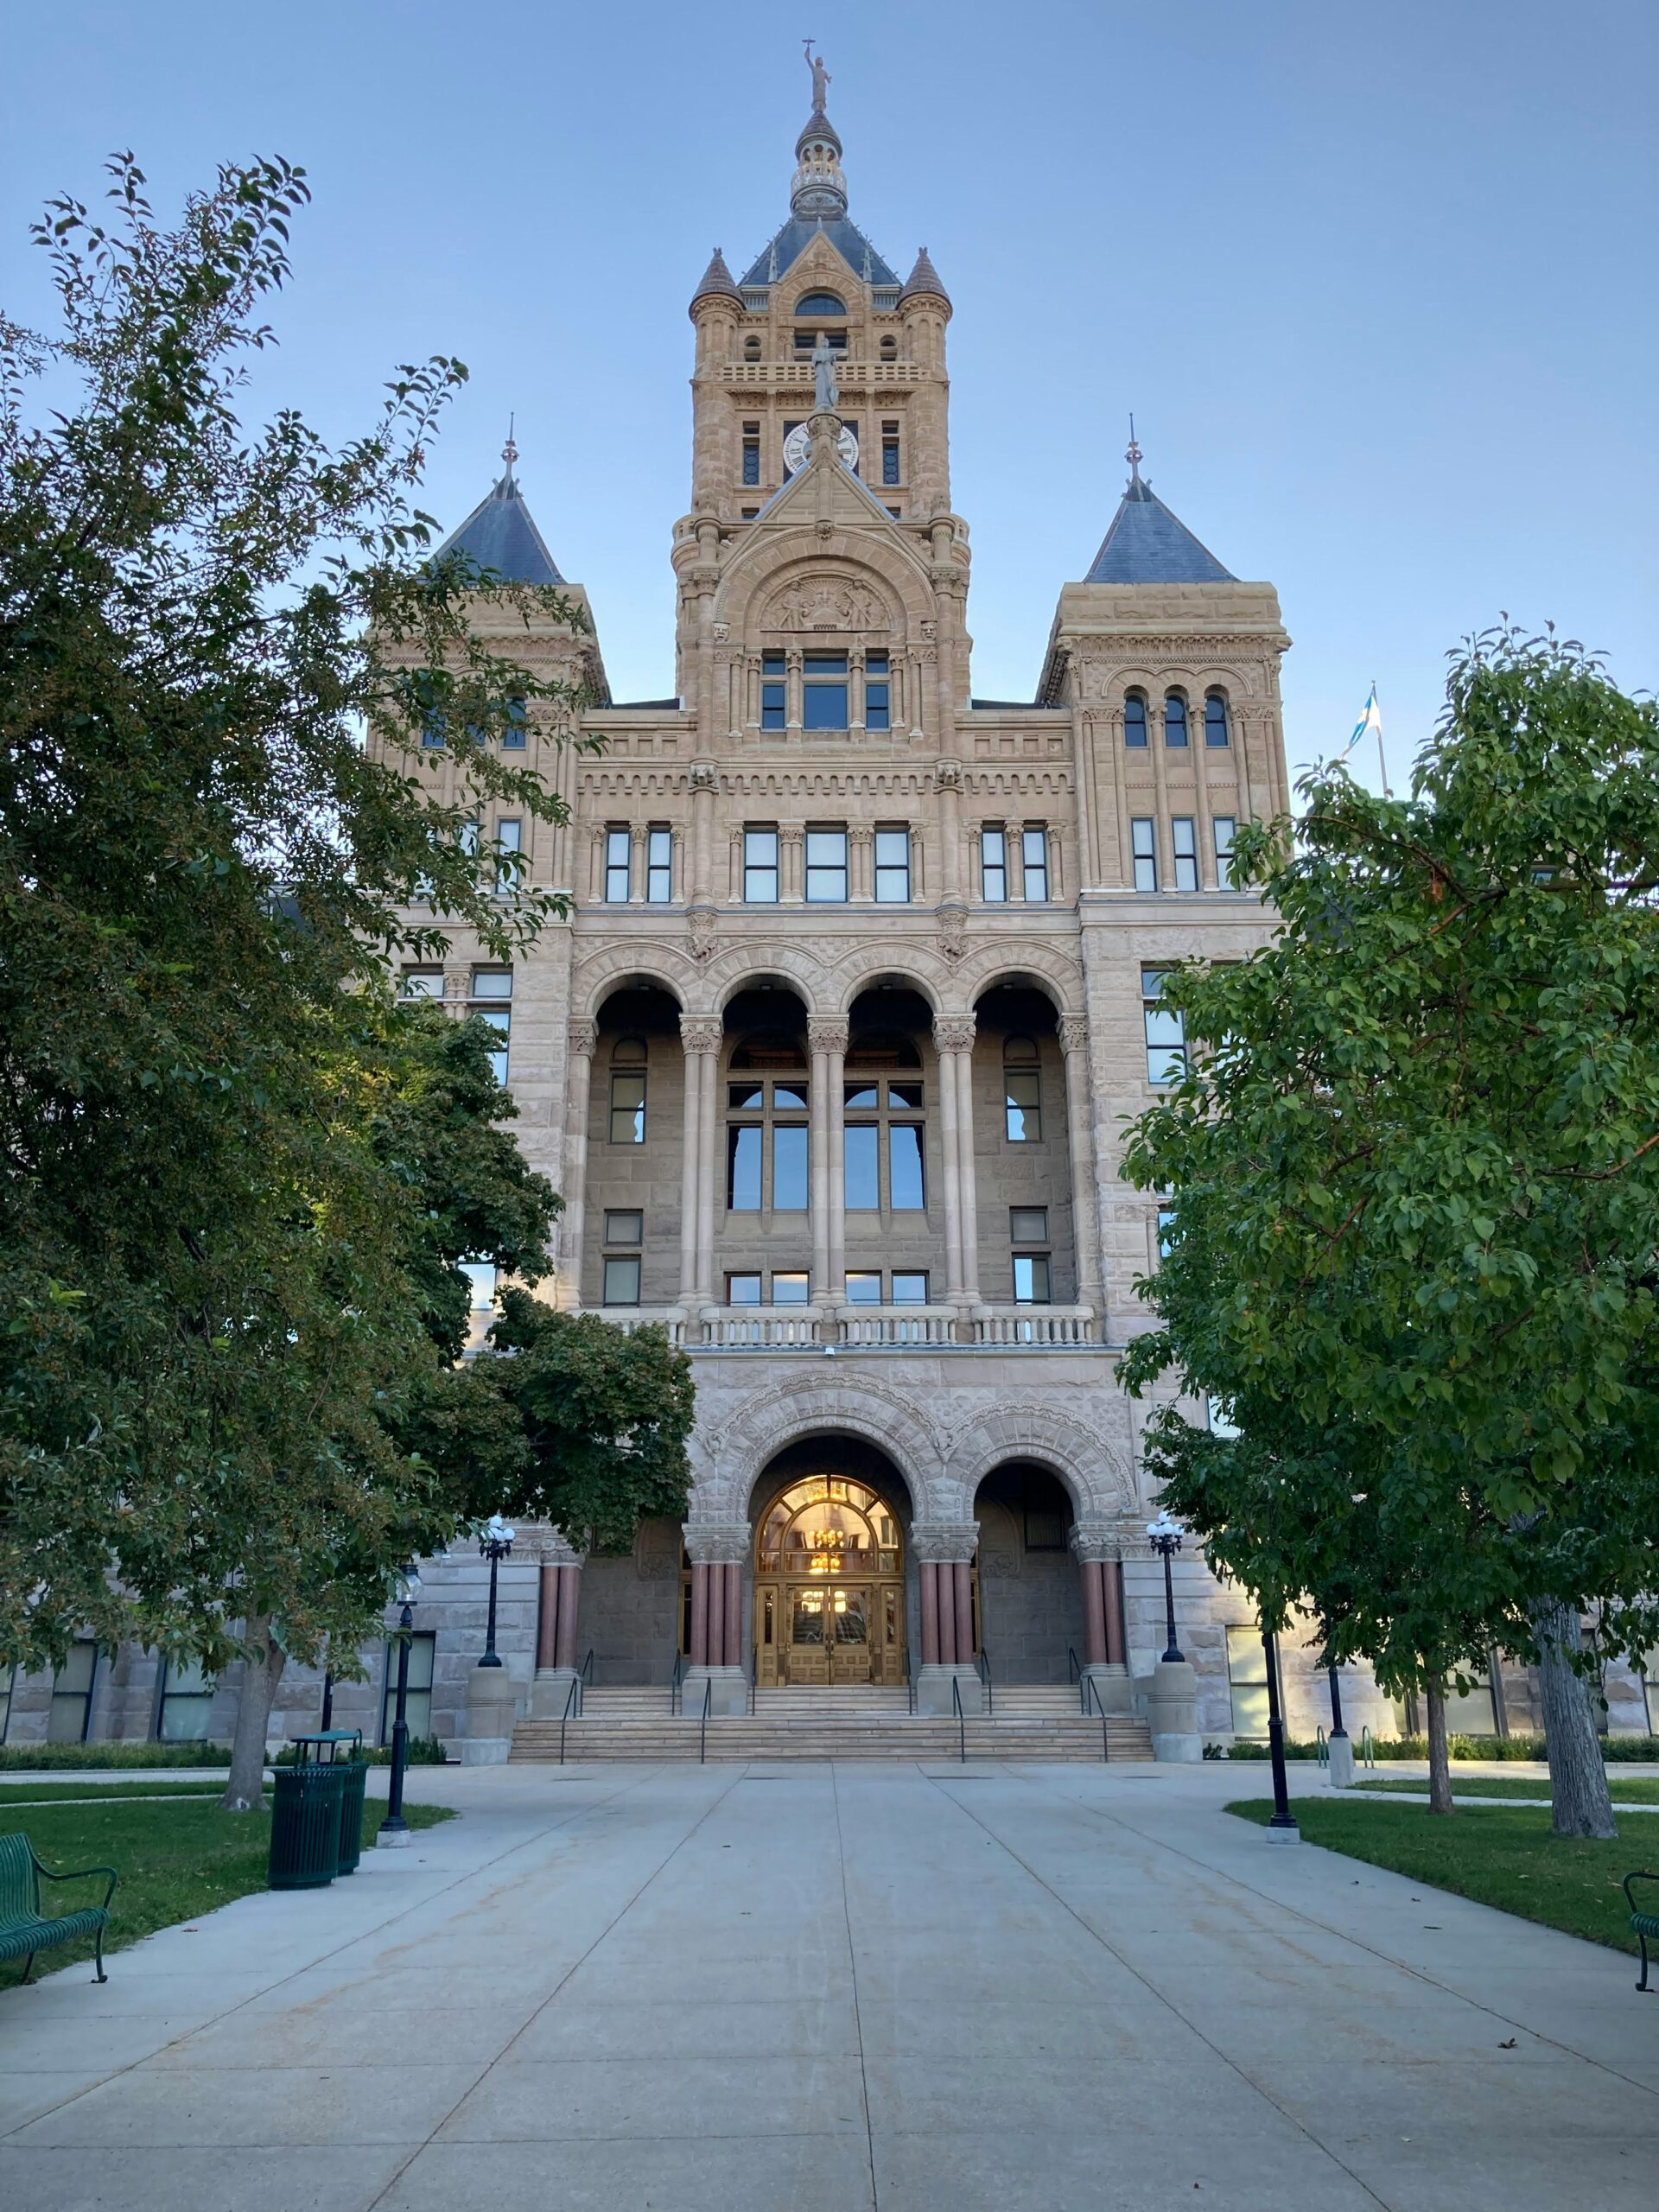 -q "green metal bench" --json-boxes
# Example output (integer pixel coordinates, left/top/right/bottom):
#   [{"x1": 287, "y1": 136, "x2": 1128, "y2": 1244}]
[
  {"x1": 1624, "y1": 1872, "x2": 1659, "y2": 1993},
  {"x1": 0, "y1": 1832, "x2": 118, "y2": 1985}
]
